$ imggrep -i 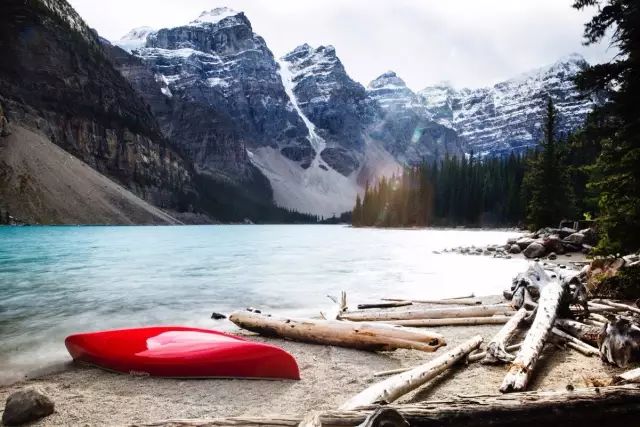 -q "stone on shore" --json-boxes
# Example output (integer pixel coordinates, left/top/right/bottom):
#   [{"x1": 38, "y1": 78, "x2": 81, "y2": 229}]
[
  {"x1": 523, "y1": 242, "x2": 546, "y2": 259},
  {"x1": 564, "y1": 232, "x2": 585, "y2": 245},
  {"x1": 516, "y1": 237, "x2": 535, "y2": 250},
  {"x1": 2, "y1": 388, "x2": 54, "y2": 426},
  {"x1": 509, "y1": 244, "x2": 522, "y2": 254}
]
